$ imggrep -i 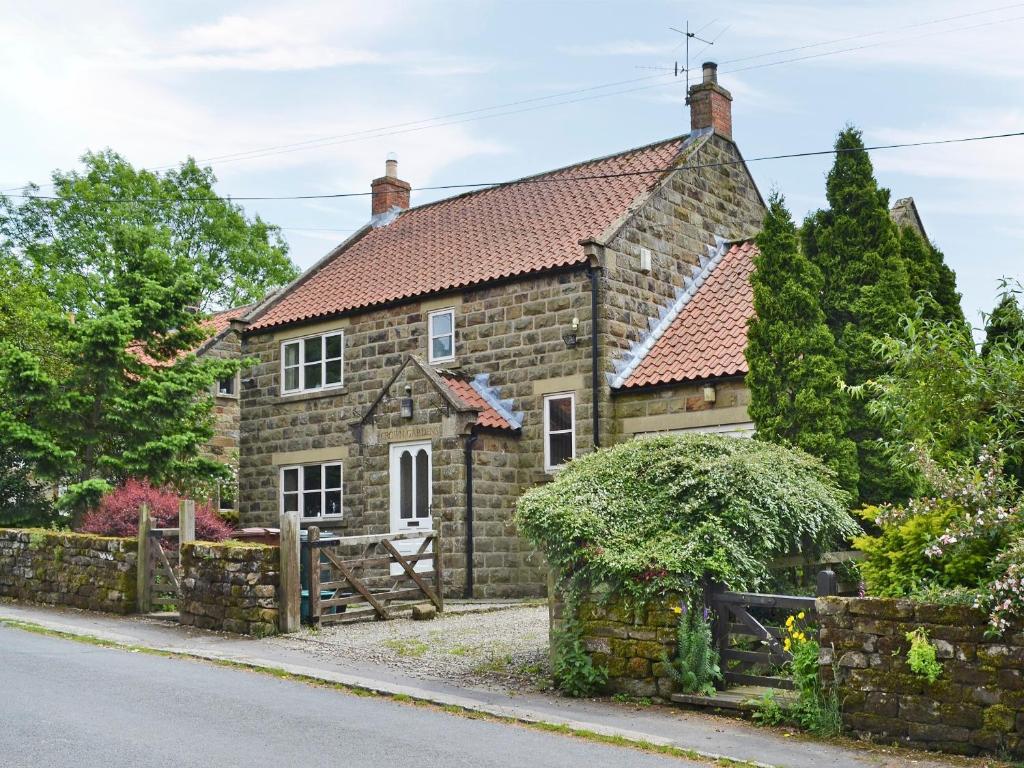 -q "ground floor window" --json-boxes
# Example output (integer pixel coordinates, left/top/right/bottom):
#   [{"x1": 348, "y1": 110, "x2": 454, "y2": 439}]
[
  {"x1": 543, "y1": 392, "x2": 576, "y2": 472},
  {"x1": 281, "y1": 462, "x2": 343, "y2": 519}
]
